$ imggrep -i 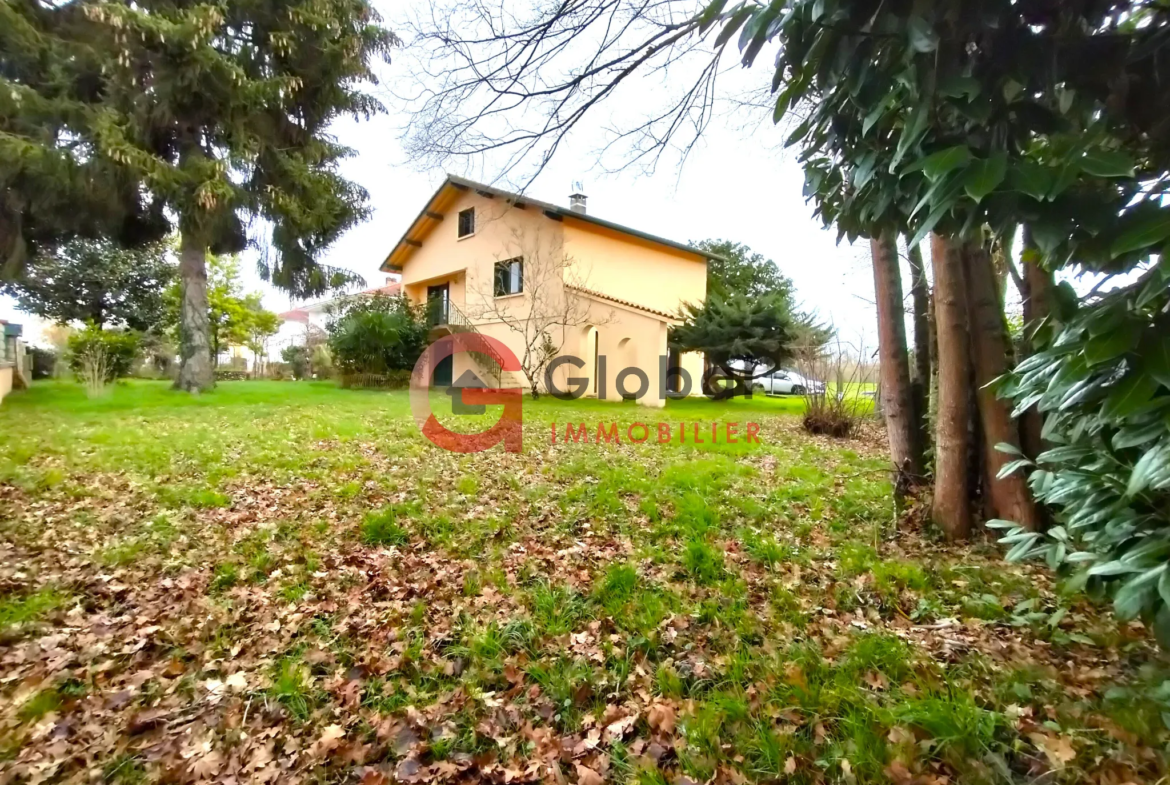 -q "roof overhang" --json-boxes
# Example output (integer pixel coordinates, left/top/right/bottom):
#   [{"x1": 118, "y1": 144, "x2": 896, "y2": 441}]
[{"x1": 380, "y1": 175, "x2": 721, "y2": 273}]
